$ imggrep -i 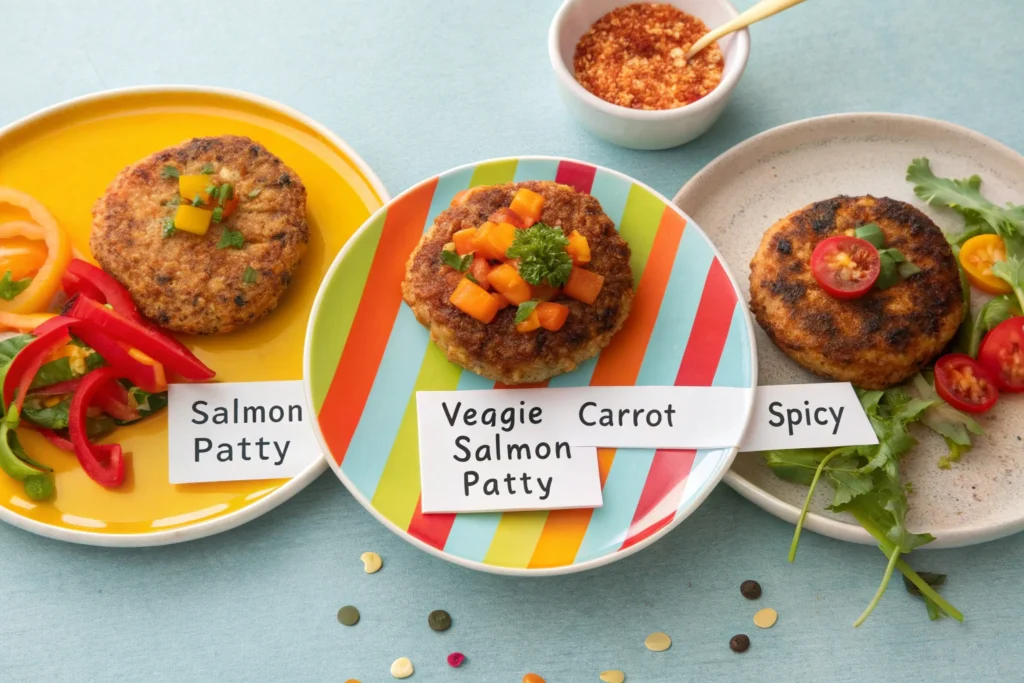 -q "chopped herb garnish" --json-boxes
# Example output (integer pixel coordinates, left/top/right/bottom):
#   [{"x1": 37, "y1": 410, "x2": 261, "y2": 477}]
[
  {"x1": 465, "y1": 272, "x2": 479, "y2": 284},
  {"x1": 514, "y1": 300, "x2": 540, "y2": 324},
  {"x1": 211, "y1": 207, "x2": 224, "y2": 224},
  {"x1": 441, "y1": 249, "x2": 473, "y2": 272},
  {"x1": 506, "y1": 223, "x2": 573, "y2": 286},
  {"x1": 875, "y1": 247, "x2": 920, "y2": 290},
  {"x1": 217, "y1": 229, "x2": 245, "y2": 250},
  {"x1": 192, "y1": 194, "x2": 204, "y2": 207},
  {"x1": 161, "y1": 165, "x2": 180, "y2": 179},
  {"x1": 215, "y1": 183, "x2": 235, "y2": 206},
  {"x1": 242, "y1": 266, "x2": 258, "y2": 284},
  {"x1": 165, "y1": 194, "x2": 181, "y2": 208},
  {"x1": 200, "y1": 163, "x2": 215, "y2": 174},
  {"x1": 161, "y1": 216, "x2": 177, "y2": 238},
  {"x1": 854, "y1": 223, "x2": 886, "y2": 249},
  {"x1": 204, "y1": 184, "x2": 217, "y2": 197},
  {"x1": 0, "y1": 271, "x2": 31, "y2": 301},
  {"x1": 248, "y1": 188, "x2": 262, "y2": 198}
]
